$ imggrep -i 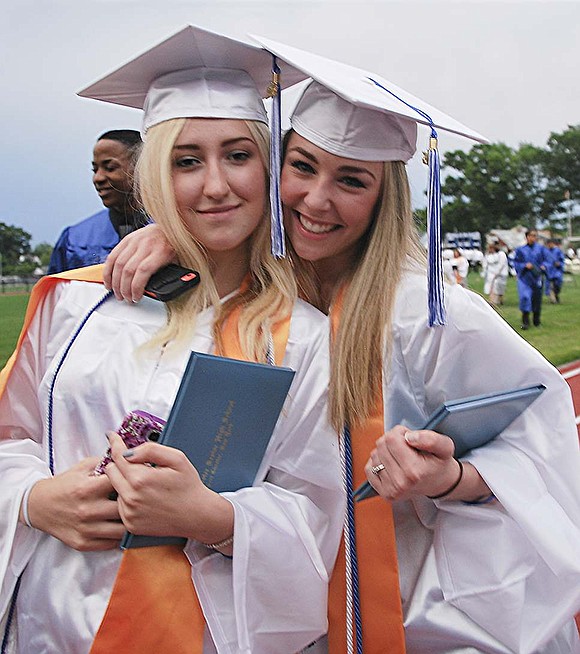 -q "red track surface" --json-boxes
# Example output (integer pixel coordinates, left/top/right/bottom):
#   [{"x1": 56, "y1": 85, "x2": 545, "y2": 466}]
[
  {"x1": 556, "y1": 362, "x2": 580, "y2": 633},
  {"x1": 559, "y1": 360, "x2": 580, "y2": 438}
]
